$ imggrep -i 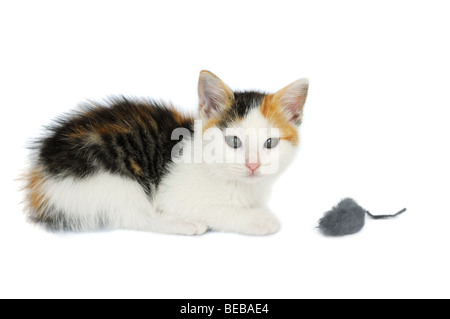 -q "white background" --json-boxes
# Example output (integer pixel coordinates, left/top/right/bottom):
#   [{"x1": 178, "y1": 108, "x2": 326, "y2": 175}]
[{"x1": 1, "y1": 0, "x2": 449, "y2": 299}]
